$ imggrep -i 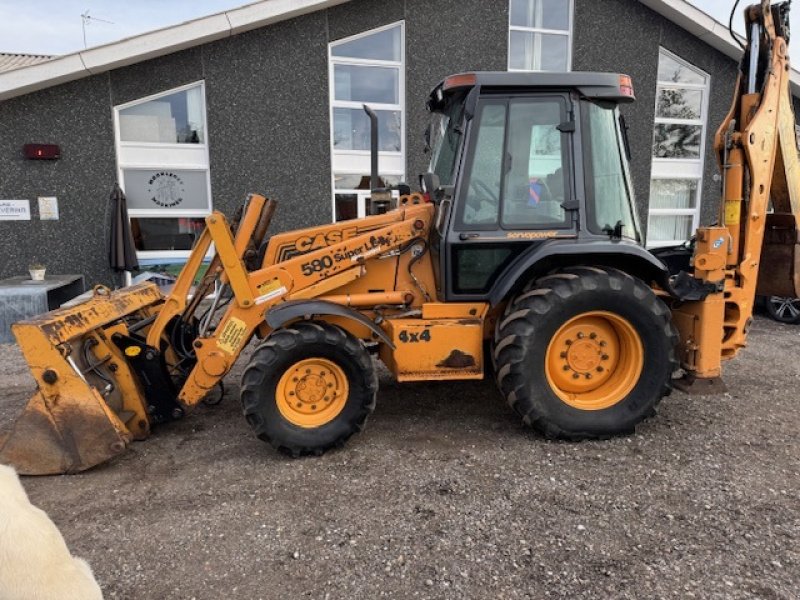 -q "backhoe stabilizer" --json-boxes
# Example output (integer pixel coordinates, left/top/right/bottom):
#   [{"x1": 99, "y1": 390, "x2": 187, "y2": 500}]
[{"x1": 0, "y1": 283, "x2": 163, "y2": 475}]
